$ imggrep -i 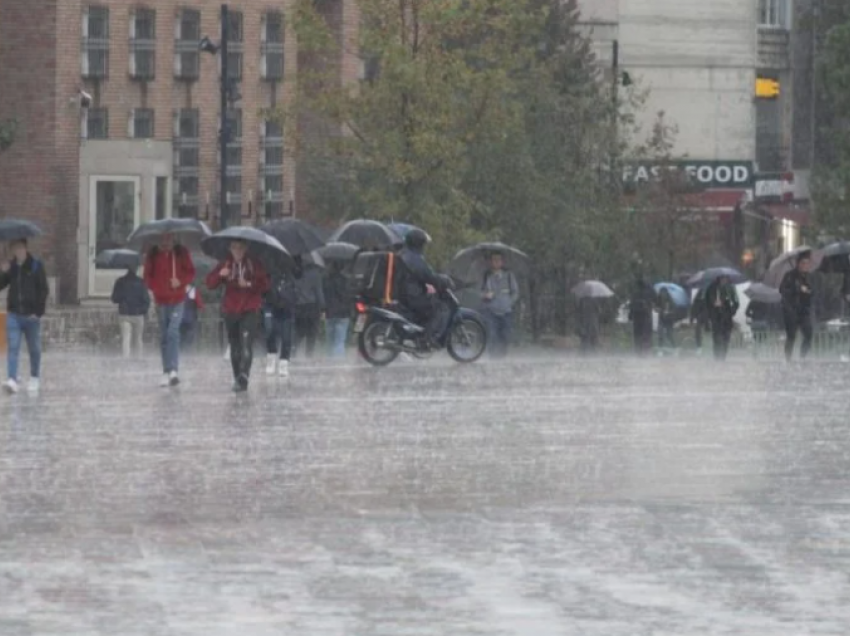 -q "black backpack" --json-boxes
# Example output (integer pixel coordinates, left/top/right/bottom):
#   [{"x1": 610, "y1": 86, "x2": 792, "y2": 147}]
[{"x1": 268, "y1": 273, "x2": 297, "y2": 310}]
